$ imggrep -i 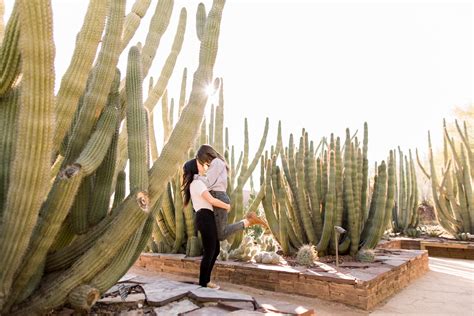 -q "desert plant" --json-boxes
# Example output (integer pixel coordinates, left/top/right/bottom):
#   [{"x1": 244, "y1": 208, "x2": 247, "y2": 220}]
[
  {"x1": 296, "y1": 244, "x2": 318, "y2": 266},
  {"x1": 417, "y1": 120, "x2": 473, "y2": 240},
  {"x1": 356, "y1": 249, "x2": 375, "y2": 263},
  {"x1": 392, "y1": 148, "x2": 420, "y2": 234},
  {"x1": 0, "y1": 0, "x2": 226, "y2": 313},
  {"x1": 254, "y1": 251, "x2": 282, "y2": 264}
]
